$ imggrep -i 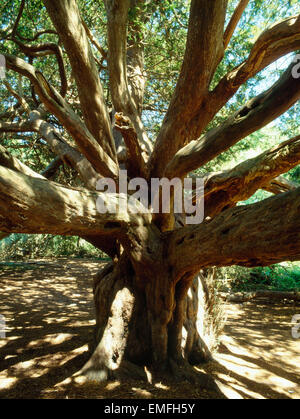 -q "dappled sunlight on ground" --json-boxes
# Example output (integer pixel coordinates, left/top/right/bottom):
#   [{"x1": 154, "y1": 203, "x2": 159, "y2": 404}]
[
  {"x1": 207, "y1": 302, "x2": 300, "y2": 399},
  {"x1": 0, "y1": 259, "x2": 299, "y2": 399},
  {"x1": 0, "y1": 259, "x2": 99, "y2": 398}
]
